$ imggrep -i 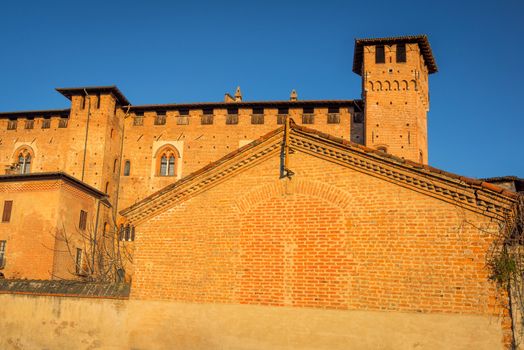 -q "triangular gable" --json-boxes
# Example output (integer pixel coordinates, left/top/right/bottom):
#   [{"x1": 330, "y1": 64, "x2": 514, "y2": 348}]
[{"x1": 121, "y1": 121, "x2": 516, "y2": 225}]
